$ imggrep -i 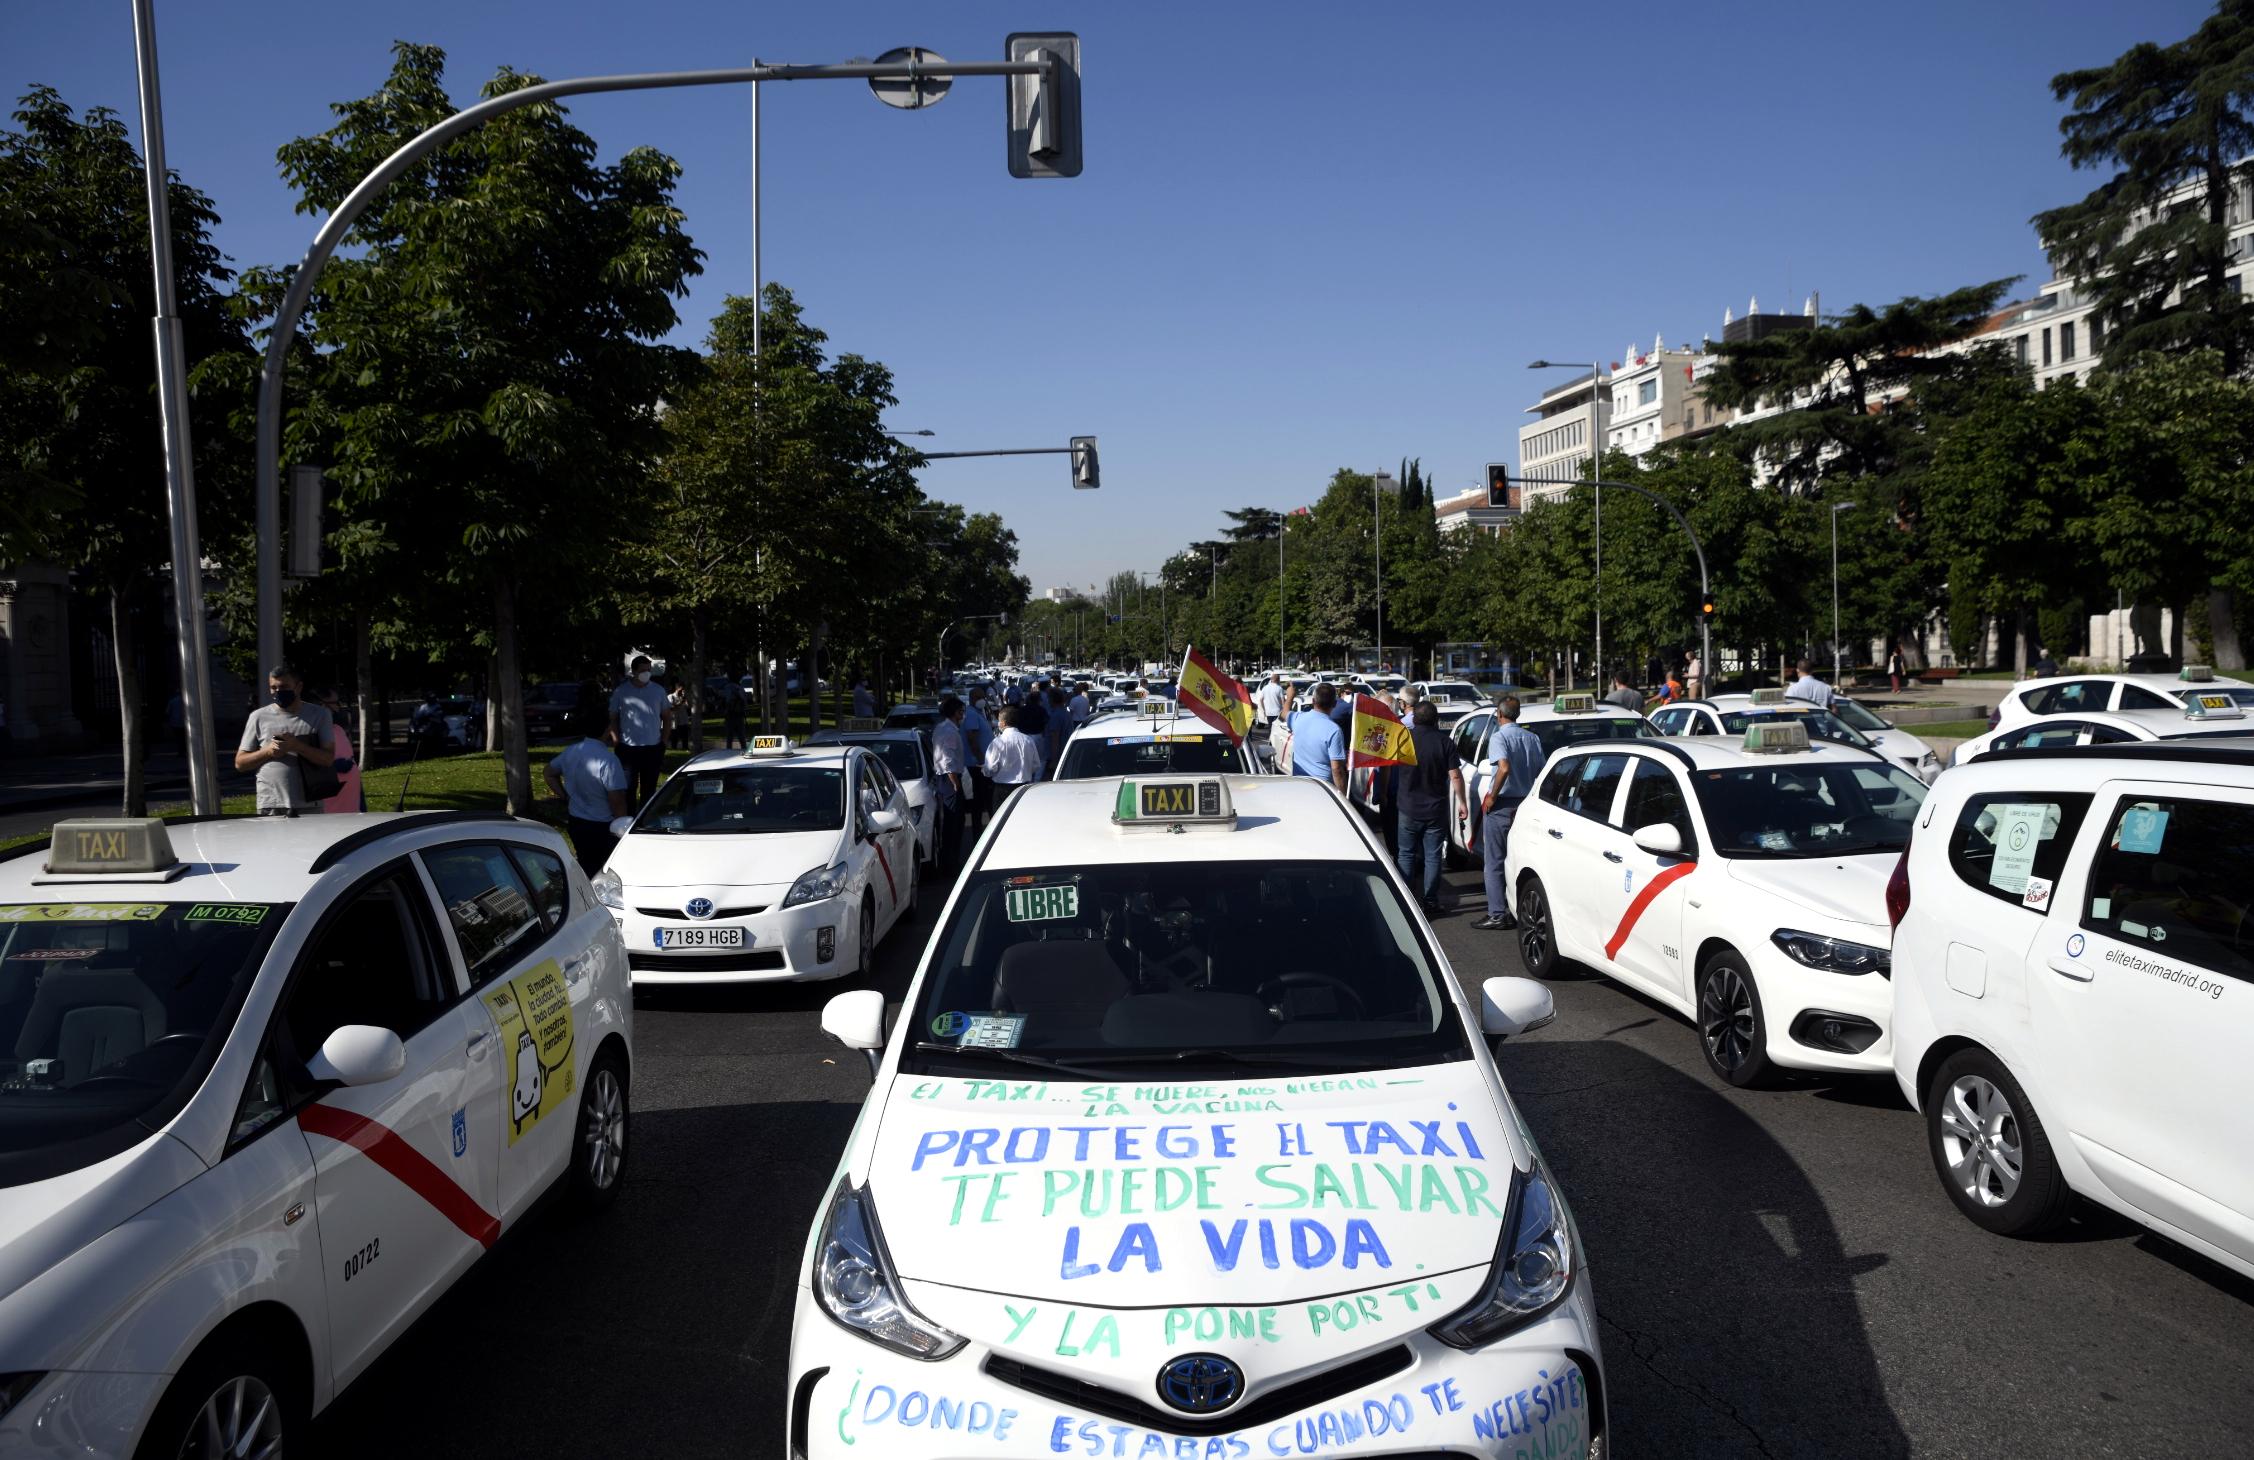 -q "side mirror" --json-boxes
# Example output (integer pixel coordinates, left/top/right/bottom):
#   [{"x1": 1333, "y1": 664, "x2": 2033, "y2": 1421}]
[
  {"x1": 1631, "y1": 822, "x2": 1688, "y2": 857},
  {"x1": 868, "y1": 808, "x2": 905, "y2": 834},
  {"x1": 821, "y1": 989, "x2": 888, "y2": 1077},
  {"x1": 1479, "y1": 977, "x2": 1556, "y2": 1039},
  {"x1": 307, "y1": 1024, "x2": 407, "y2": 1087}
]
